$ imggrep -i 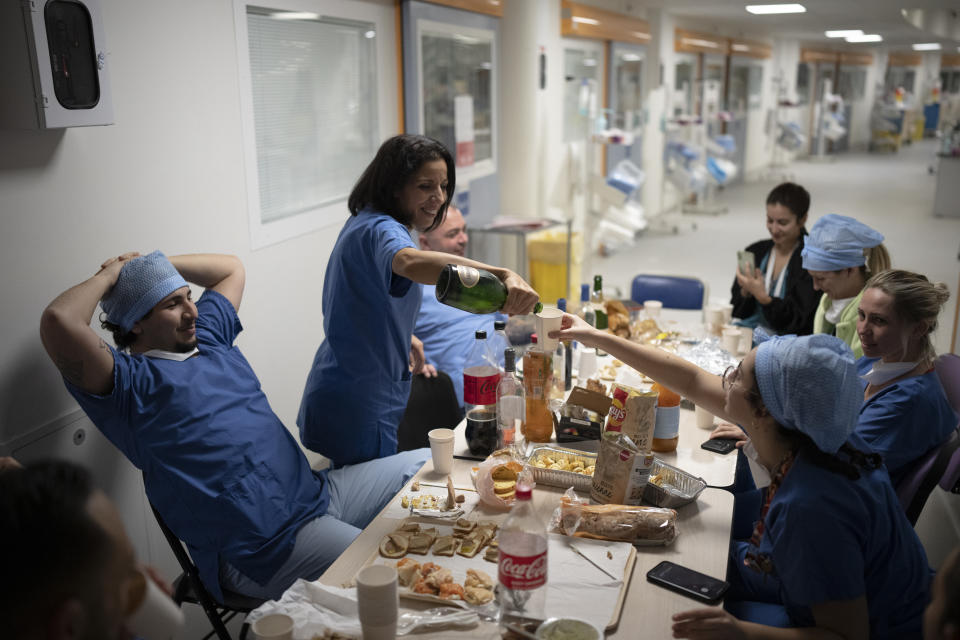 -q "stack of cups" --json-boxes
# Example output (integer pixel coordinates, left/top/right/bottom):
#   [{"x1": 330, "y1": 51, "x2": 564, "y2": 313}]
[
  {"x1": 579, "y1": 348, "x2": 598, "y2": 380},
  {"x1": 251, "y1": 614, "x2": 295, "y2": 640},
  {"x1": 357, "y1": 565, "x2": 399, "y2": 640}
]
